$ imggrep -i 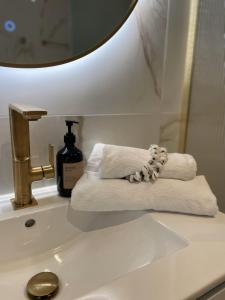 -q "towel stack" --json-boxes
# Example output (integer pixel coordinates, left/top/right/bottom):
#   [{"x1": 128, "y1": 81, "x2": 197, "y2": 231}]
[{"x1": 71, "y1": 143, "x2": 218, "y2": 217}]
